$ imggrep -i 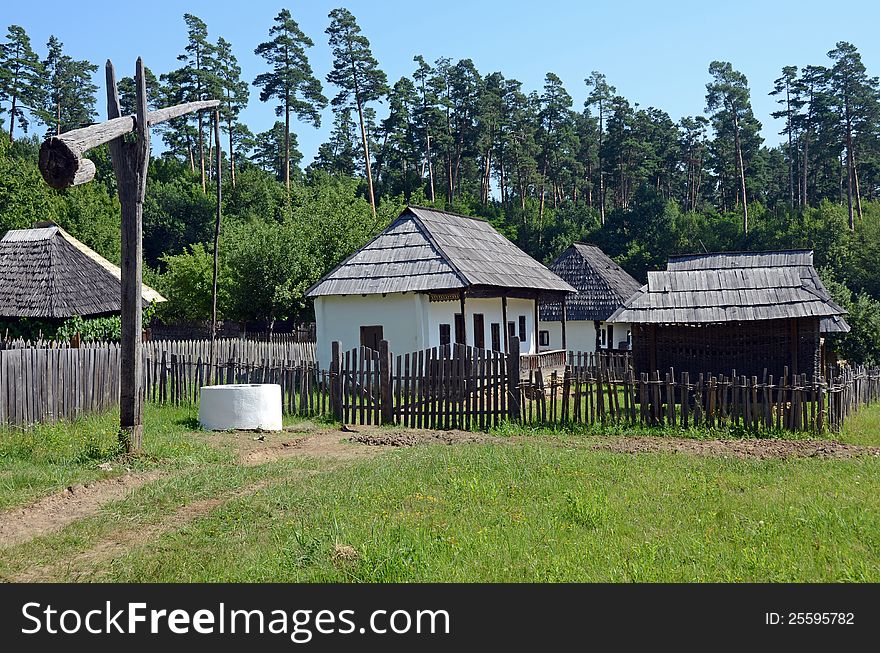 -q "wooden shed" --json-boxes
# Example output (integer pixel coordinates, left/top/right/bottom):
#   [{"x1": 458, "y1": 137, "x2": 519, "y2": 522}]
[
  {"x1": 607, "y1": 250, "x2": 847, "y2": 379},
  {"x1": 538, "y1": 243, "x2": 641, "y2": 352},
  {"x1": 0, "y1": 223, "x2": 165, "y2": 320}
]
